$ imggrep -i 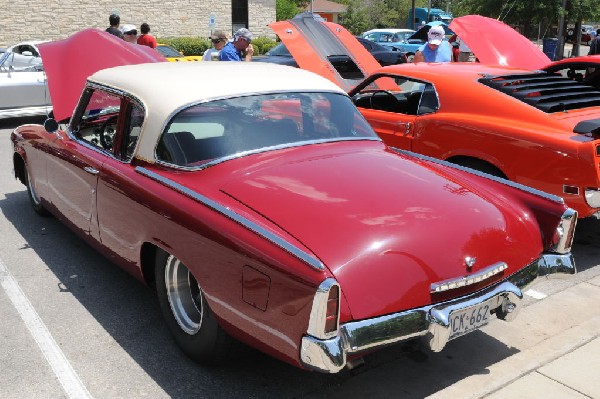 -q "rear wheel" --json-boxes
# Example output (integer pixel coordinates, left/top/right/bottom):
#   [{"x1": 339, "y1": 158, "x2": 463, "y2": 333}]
[
  {"x1": 453, "y1": 158, "x2": 507, "y2": 179},
  {"x1": 155, "y1": 250, "x2": 235, "y2": 364},
  {"x1": 24, "y1": 165, "x2": 50, "y2": 216},
  {"x1": 406, "y1": 53, "x2": 415, "y2": 62}
]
